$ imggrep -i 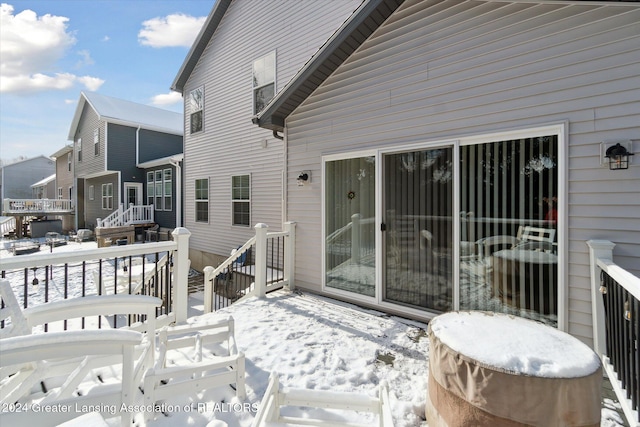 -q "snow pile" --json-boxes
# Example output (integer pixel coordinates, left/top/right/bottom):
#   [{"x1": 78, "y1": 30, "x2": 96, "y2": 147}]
[{"x1": 429, "y1": 311, "x2": 601, "y2": 378}]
